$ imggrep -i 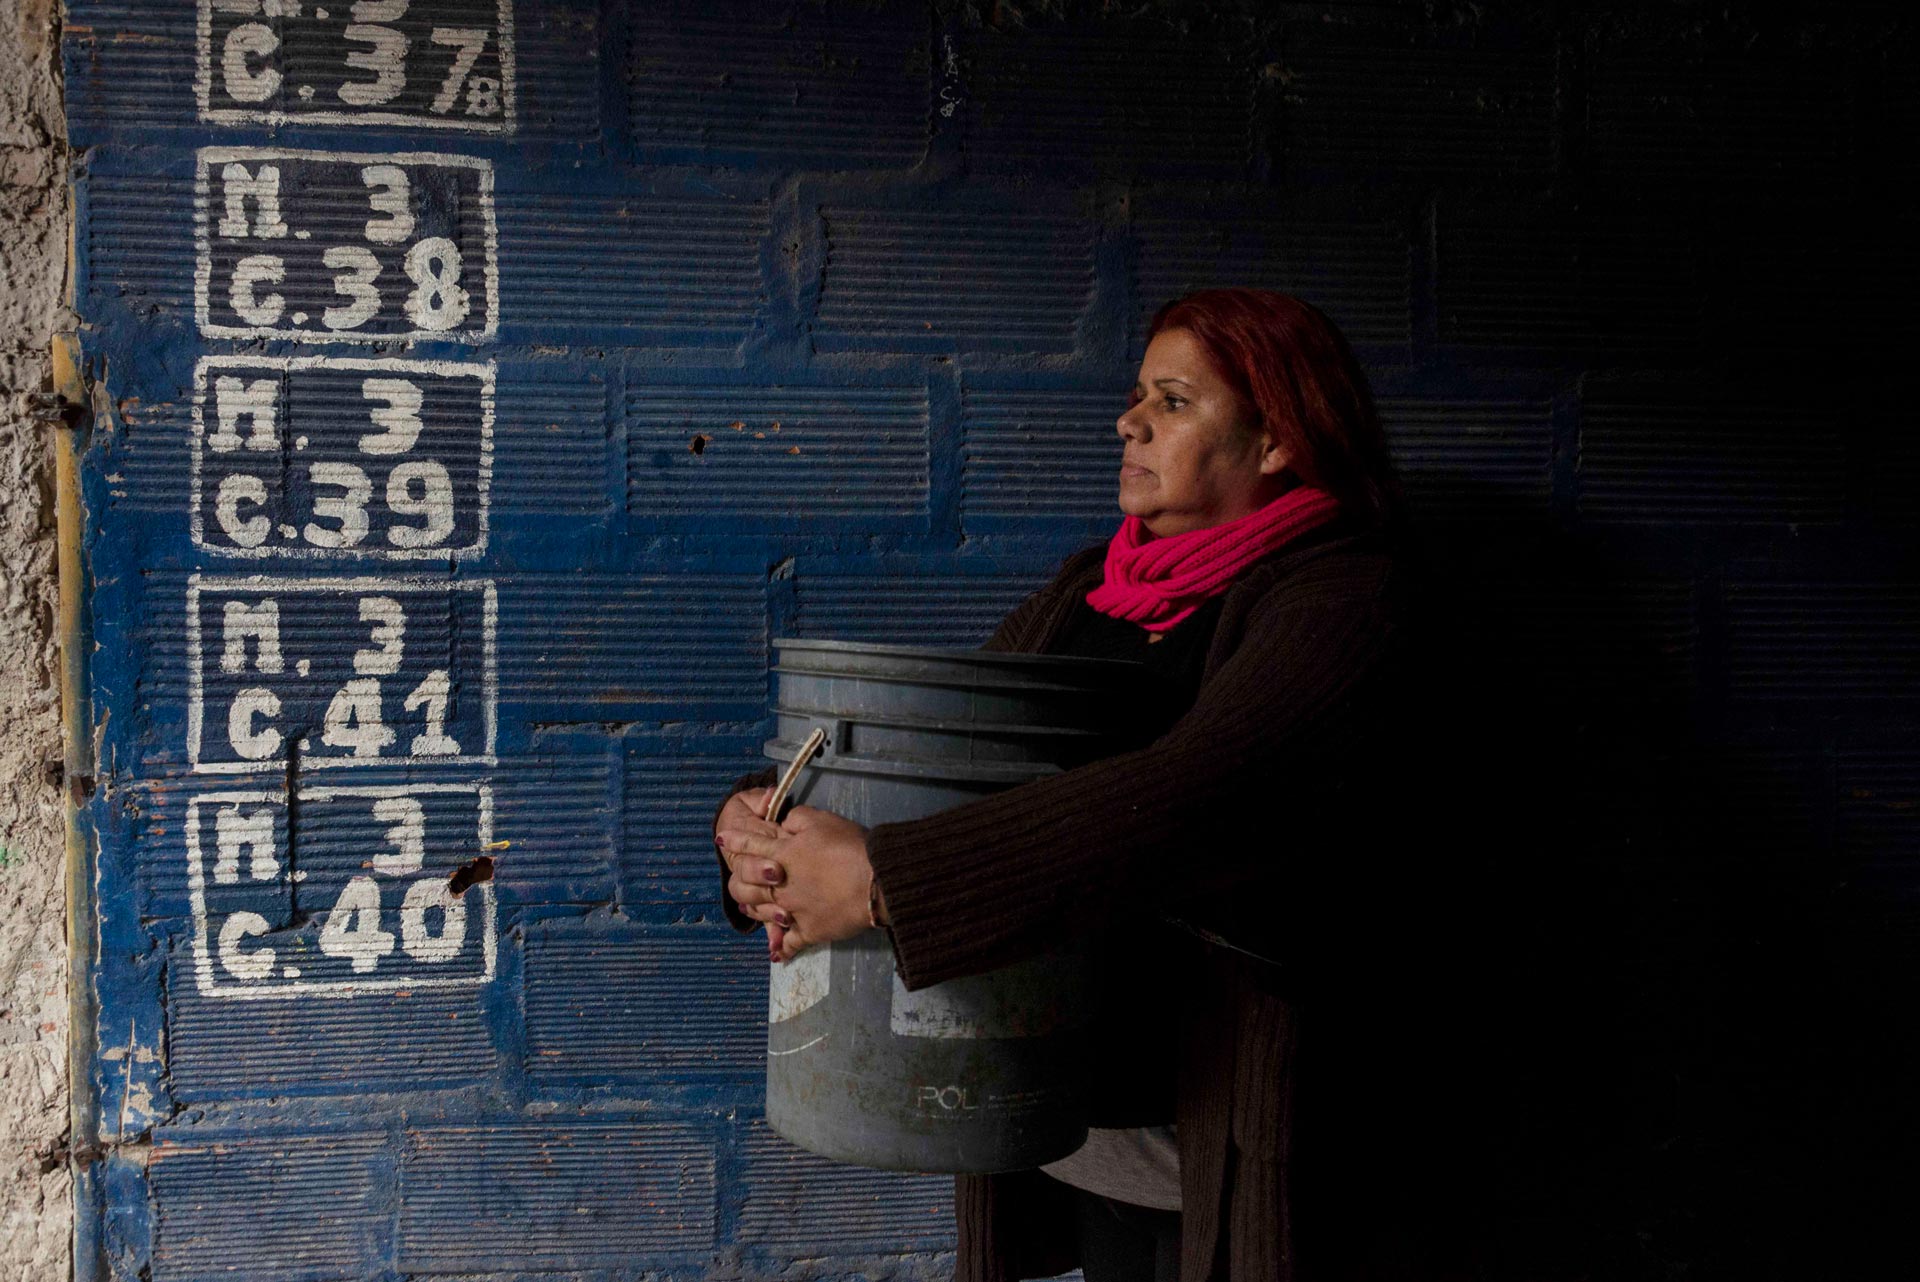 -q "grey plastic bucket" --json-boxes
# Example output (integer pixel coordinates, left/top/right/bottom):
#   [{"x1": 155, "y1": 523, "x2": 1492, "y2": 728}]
[{"x1": 763, "y1": 638, "x2": 1151, "y2": 1173}]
